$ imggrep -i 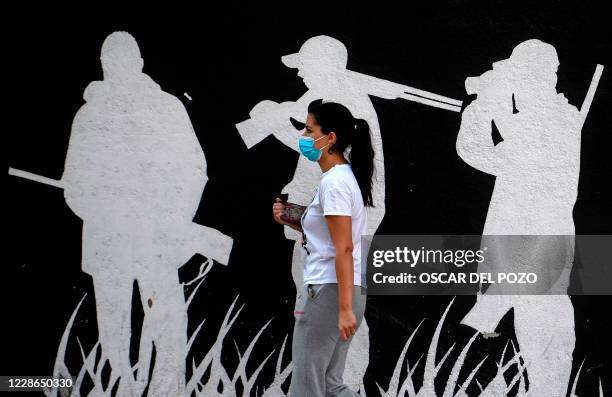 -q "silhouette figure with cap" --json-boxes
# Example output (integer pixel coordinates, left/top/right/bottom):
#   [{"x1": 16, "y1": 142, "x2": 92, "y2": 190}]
[
  {"x1": 457, "y1": 39, "x2": 584, "y2": 397},
  {"x1": 236, "y1": 34, "x2": 393, "y2": 392}
]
